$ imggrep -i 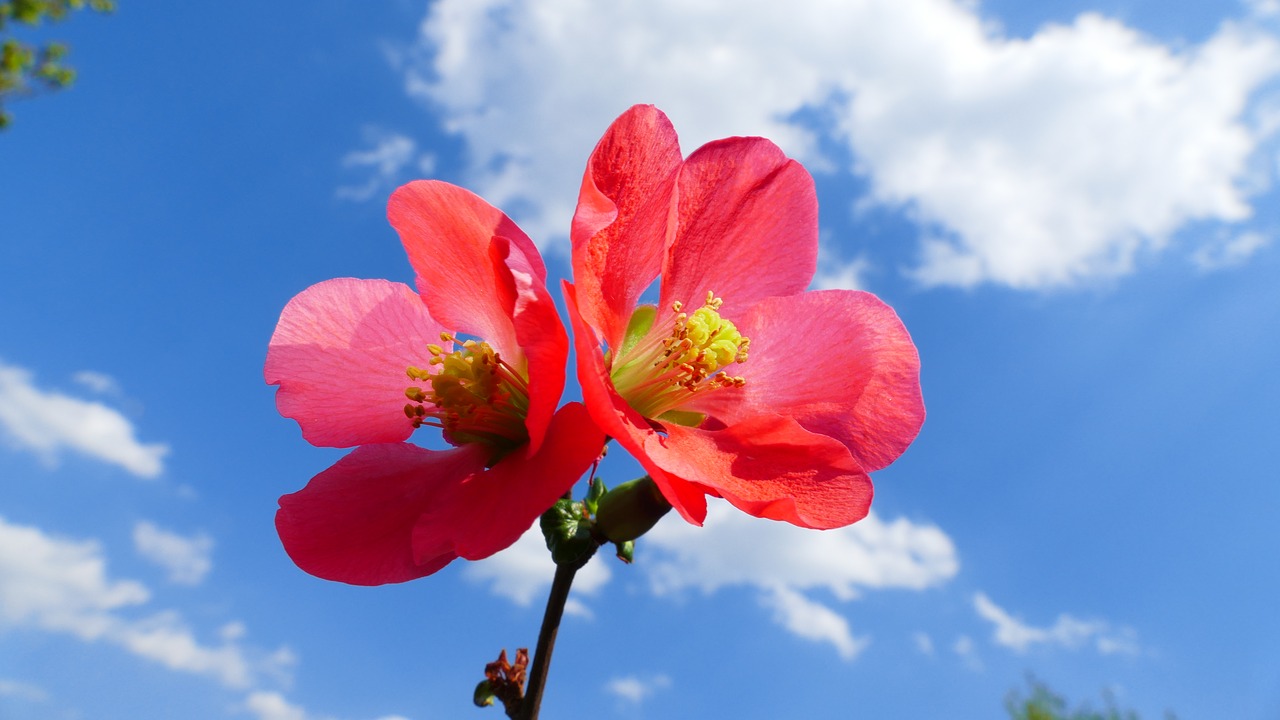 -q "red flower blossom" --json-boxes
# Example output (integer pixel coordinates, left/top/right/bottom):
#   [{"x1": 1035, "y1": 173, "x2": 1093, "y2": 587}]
[
  {"x1": 564, "y1": 105, "x2": 924, "y2": 530},
  {"x1": 266, "y1": 181, "x2": 604, "y2": 585}
]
